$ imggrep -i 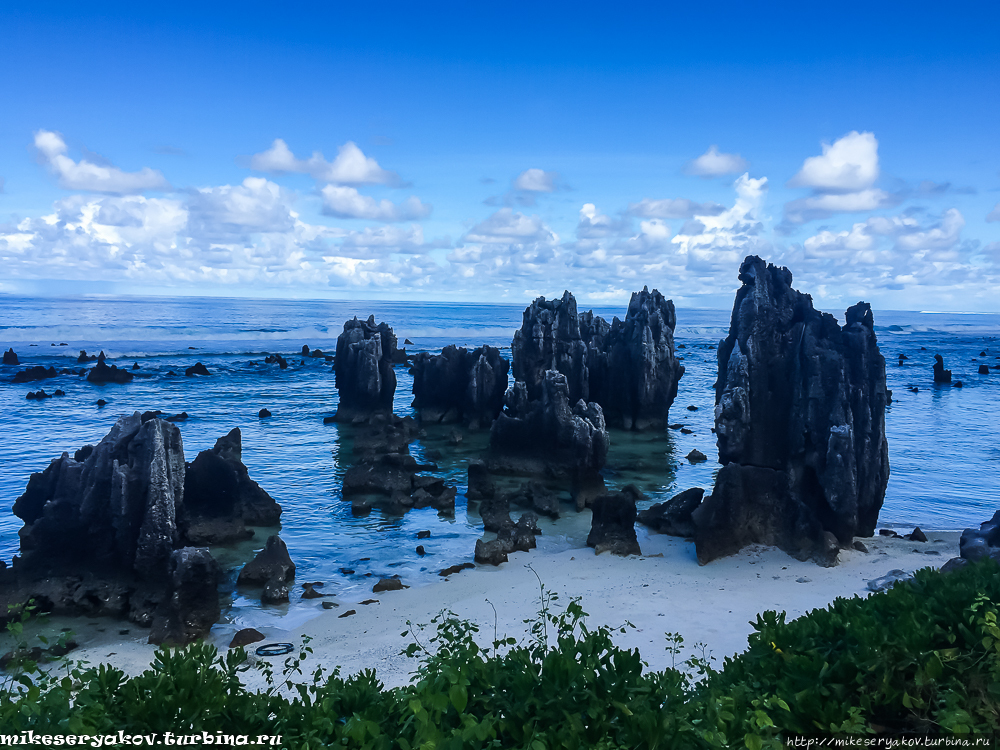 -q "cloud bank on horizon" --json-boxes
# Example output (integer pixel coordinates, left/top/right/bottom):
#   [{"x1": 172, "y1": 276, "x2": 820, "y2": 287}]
[{"x1": 2, "y1": 127, "x2": 998, "y2": 310}]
